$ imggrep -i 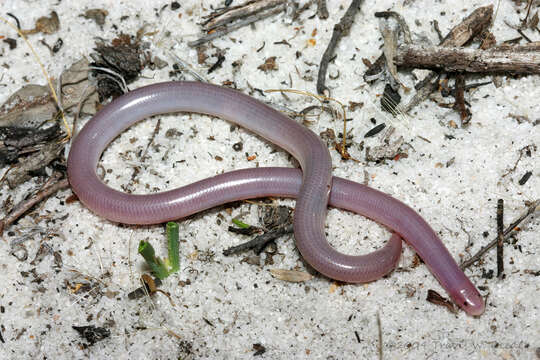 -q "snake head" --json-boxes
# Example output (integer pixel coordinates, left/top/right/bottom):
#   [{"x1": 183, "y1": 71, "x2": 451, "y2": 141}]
[{"x1": 454, "y1": 285, "x2": 485, "y2": 316}]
